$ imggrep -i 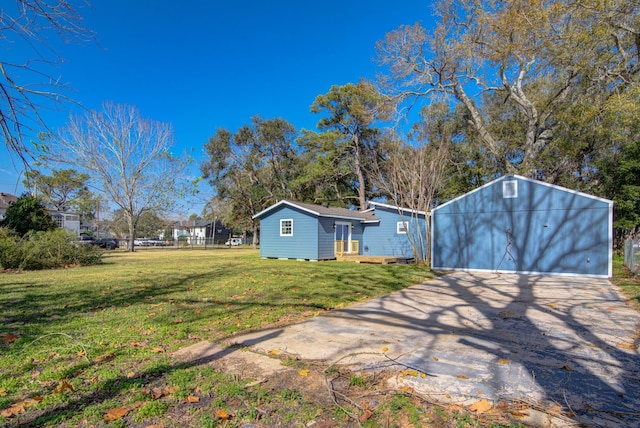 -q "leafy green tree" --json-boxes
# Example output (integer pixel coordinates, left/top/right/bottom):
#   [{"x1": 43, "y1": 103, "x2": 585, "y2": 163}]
[
  {"x1": 201, "y1": 117, "x2": 300, "y2": 246},
  {"x1": 108, "y1": 209, "x2": 166, "y2": 239},
  {"x1": 0, "y1": 194, "x2": 56, "y2": 237},
  {"x1": 308, "y1": 81, "x2": 389, "y2": 209},
  {"x1": 49, "y1": 102, "x2": 193, "y2": 251},
  {"x1": 376, "y1": 0, "x2": 640, "y2": 181},
  {"x1": 22, "y1": 169, "x2": 99, "y2": 222},
  {"x1": 294, "y1": 130, "x2": 359, "y2": 206}
]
